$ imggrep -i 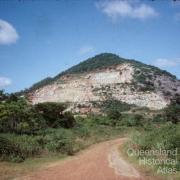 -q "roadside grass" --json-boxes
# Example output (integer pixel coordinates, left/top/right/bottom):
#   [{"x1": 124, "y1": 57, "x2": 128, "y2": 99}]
[
  {"x1": 0, "y1": 154, "x2": 66, "y2": 180},
  {"x1": 121, "y1": 143, "x2": 180, "y2": 180},
  {"x1": 120, "y1": 141, "x2": 164, "y2": 180},
  {"x1": 120, "y1": 124, "x2": 180, "y2": 180}
]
